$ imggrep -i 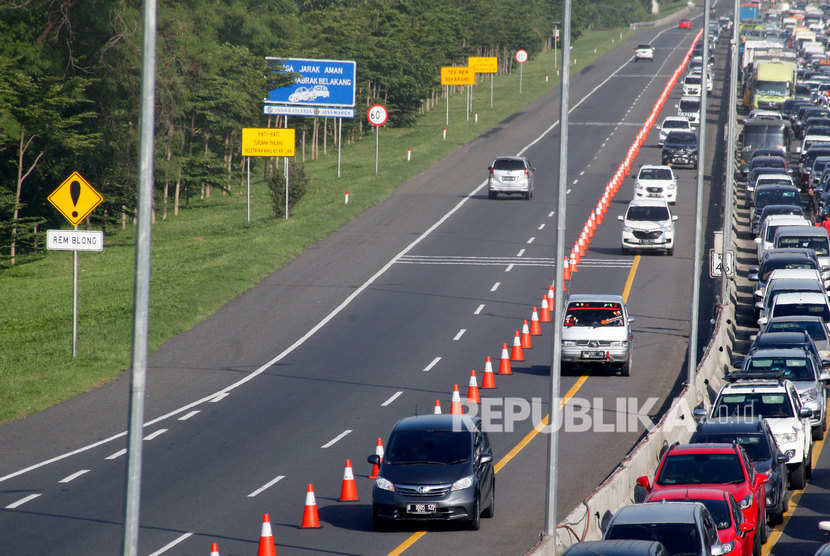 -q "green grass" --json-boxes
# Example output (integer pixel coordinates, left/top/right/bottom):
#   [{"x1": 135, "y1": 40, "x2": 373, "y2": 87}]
[{"x1": 0, "y1": 26, "x2": 637, "y2": 424}]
